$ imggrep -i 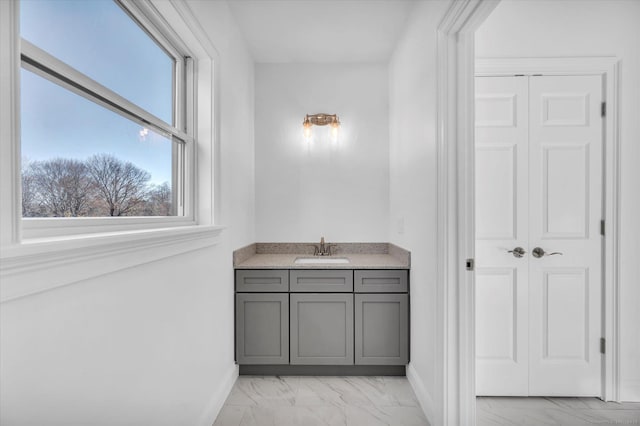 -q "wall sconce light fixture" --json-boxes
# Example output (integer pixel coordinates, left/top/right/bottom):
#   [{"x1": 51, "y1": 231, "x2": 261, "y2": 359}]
[{"x1": 303, "y1": 113, "x2": 340, "y2": 144}]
